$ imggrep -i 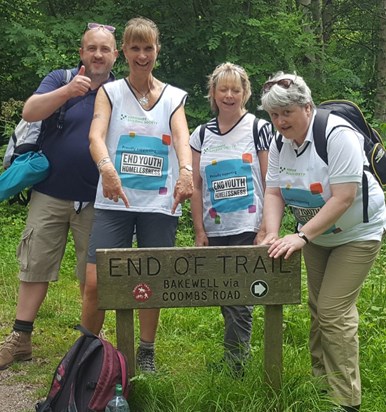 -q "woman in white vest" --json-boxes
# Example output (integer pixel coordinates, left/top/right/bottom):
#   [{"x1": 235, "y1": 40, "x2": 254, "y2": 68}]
[
  {"x1": 81, "y1": 17, "x2": 193, "y2": 373},
  {"x1": 259, "y1": 72, "x2": 385, "y2": 412},
  {"x1": 190, "y1": 63, "x2": 273, "y2": 376}
]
